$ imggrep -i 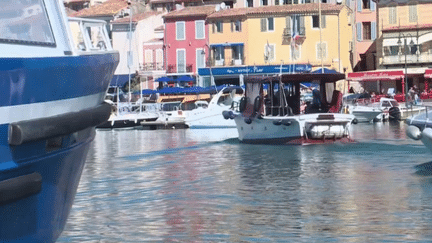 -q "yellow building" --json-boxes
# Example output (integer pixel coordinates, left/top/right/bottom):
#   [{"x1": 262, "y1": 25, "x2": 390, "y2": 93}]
[{"x1": 206, "y1": 3, "x2": 353, "y2": 73}]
